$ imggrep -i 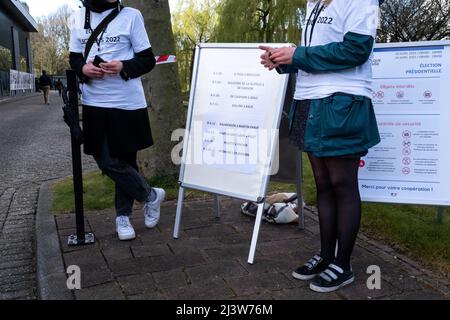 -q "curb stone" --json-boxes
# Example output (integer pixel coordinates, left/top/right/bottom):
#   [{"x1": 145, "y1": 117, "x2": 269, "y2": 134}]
[{"x1": 35, "y1": 180, "x2": 74, "y2": 300}]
